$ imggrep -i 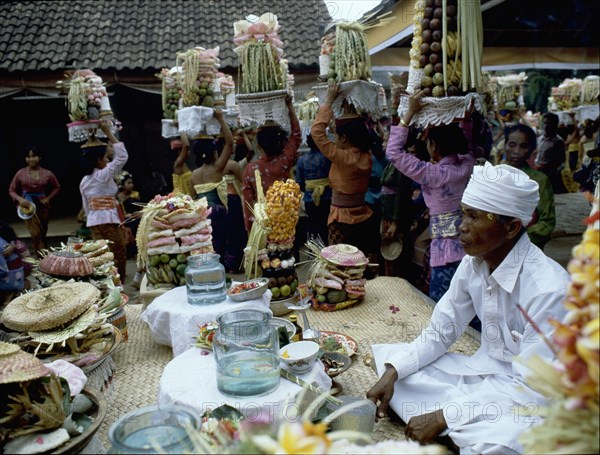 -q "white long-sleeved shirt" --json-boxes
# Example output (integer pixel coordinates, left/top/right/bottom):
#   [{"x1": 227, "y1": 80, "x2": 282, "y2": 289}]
[
  {"x1": 384, "y1": 233, "x2": 569, "y2": 428},
  {"x1": 80, "y1": 142, "x2": 128, "y2": 227}
]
